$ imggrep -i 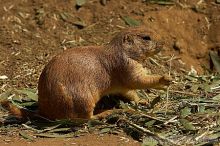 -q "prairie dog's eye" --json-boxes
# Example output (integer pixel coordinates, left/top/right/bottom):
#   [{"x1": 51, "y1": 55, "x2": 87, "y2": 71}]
[{"x1": 142, "y1": 36, "x2": 151, "y2": 41}]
